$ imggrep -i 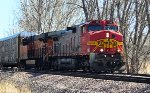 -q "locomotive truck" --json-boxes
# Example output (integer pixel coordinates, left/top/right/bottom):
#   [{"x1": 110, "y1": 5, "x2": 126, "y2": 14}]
[{"x1": 0, "y1": 20, "x2": 126, "y2": 73}]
